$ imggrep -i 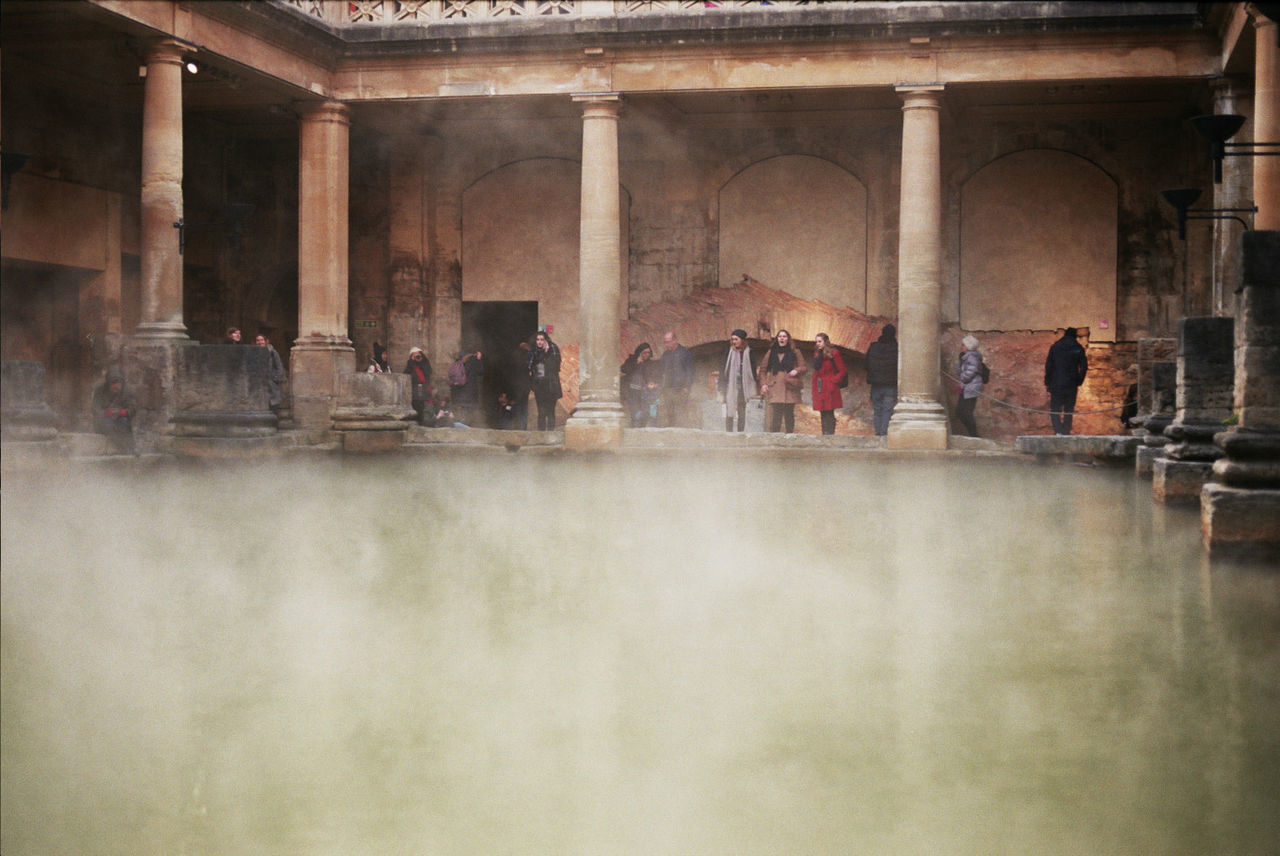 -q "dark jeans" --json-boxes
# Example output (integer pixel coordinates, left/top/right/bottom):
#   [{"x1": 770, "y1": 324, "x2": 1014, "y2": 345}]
[
  {"x1": 661, "y1": 387, "x2": 690, "y2": 428},
  {"x1": 819, "y1": 410, "x2": 836, "y2": 435},
  {"x1": 534, "y1": 392, "x2": 557, "y2": 430},
  {"x1": 955, "y1": 396, "x2": 978, "y2": 437},
  {"x1": 768, "y1": 403, "x2": 795, "y2": 433},
  {"x1": 1048, "y1": 386, "x2": 1079, "y2": 435},
  {"x1": 871, "y1": 385, "x2": 896, "y2": 436}
]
